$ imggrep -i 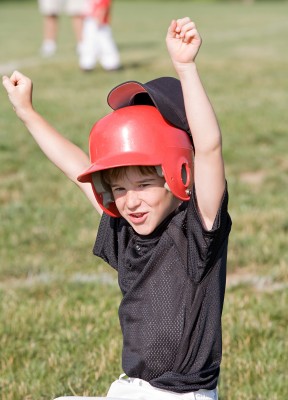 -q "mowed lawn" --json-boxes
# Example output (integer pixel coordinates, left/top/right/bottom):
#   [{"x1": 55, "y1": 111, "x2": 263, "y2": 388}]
[{"x1": 0, "y1": 1, "x2": 287, "y2": 399}]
